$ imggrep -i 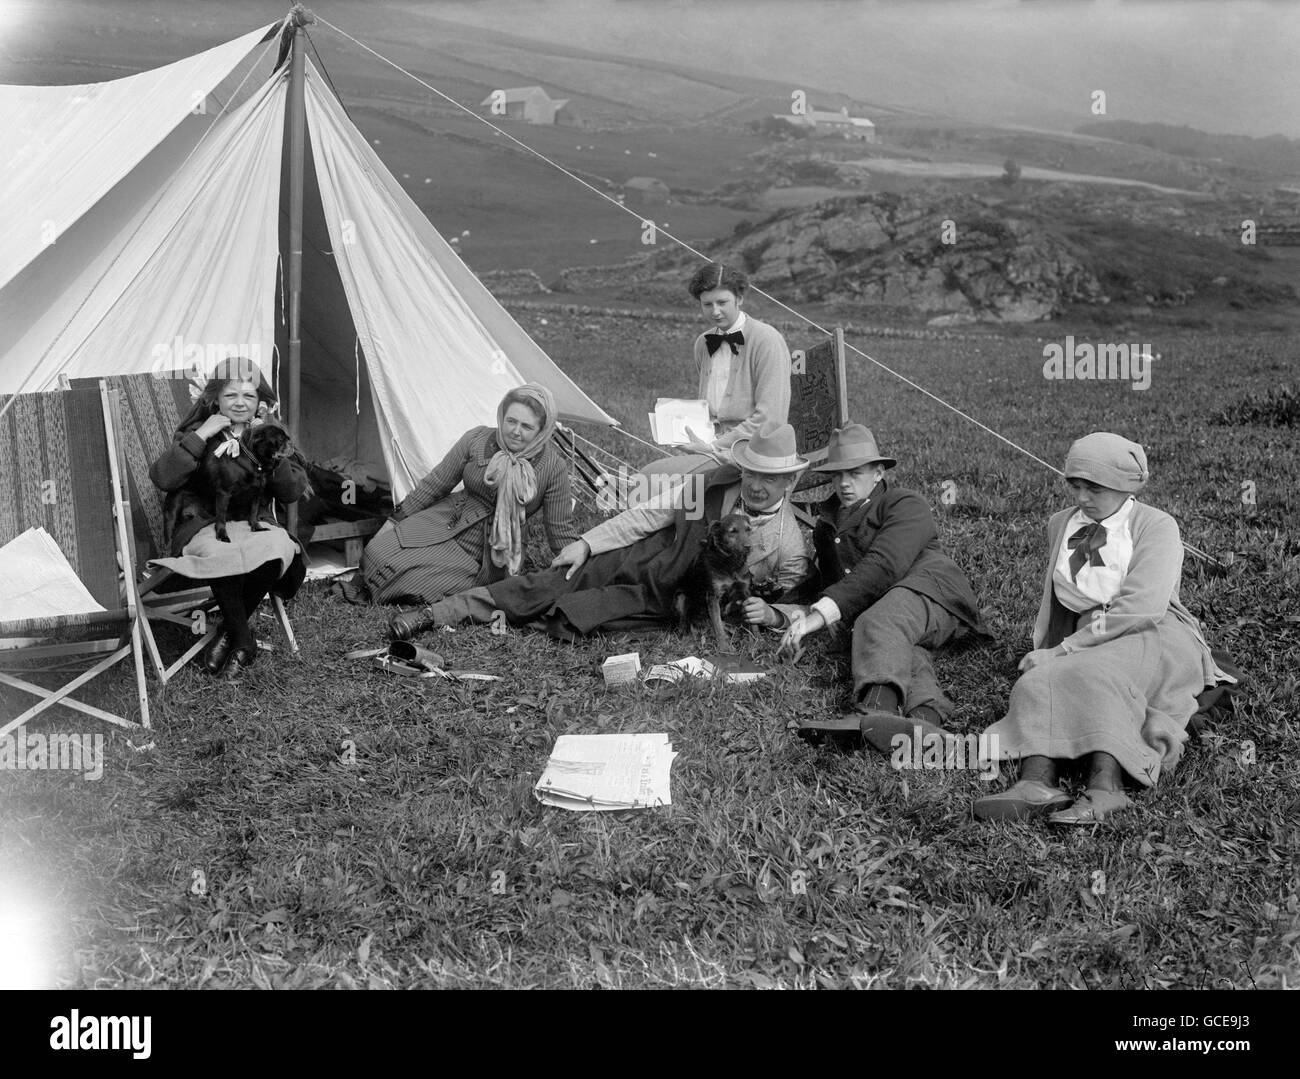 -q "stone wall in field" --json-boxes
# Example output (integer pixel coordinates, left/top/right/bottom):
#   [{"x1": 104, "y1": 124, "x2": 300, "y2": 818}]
[
  {"x1": 501, "y1": 299, "x2": 1002, "y2": 342},
  {"x1": 552, "y1": 253, "x2": 678, "y2": 300},
  {"x1": 477, "y1": 269, "x2": 553, "y2": 296}
]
